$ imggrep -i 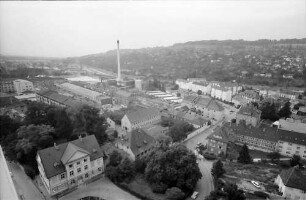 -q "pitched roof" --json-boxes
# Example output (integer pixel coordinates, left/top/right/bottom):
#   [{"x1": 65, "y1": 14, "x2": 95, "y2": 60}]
[
  {"x1": 129, "y1": 129, "x2": 156, "y2": 156},
  {"x1": 207, "y1": 99, "x2": 224, "y2": 111},
  {"x1": 208, "y1": 126, "x2": 231, "y2": 143},
  {"x1": 125, "y1": 107, "x2": 160, "y2": 123},
  {"x1": 142, "y1": 125, "x2": 168, "y2": 139},
  {"x1": 37, "y1": 135, "x2": 104, "y2": 179},
  {"x1": 279, "y1": 167, "x2": 306, "y2": 191},
  {"x1": 38, "y1": 90, "x2": 83, "y2": 108},
  {"x1": 278, "y1": 129, "x2": 306, "y2": 146},
  {"x1": 61, "y1": 143, "x2": 90, "y2": 164},
  {"x1": 237, "y1": 104, "x2": 261, "y2": 118}
]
